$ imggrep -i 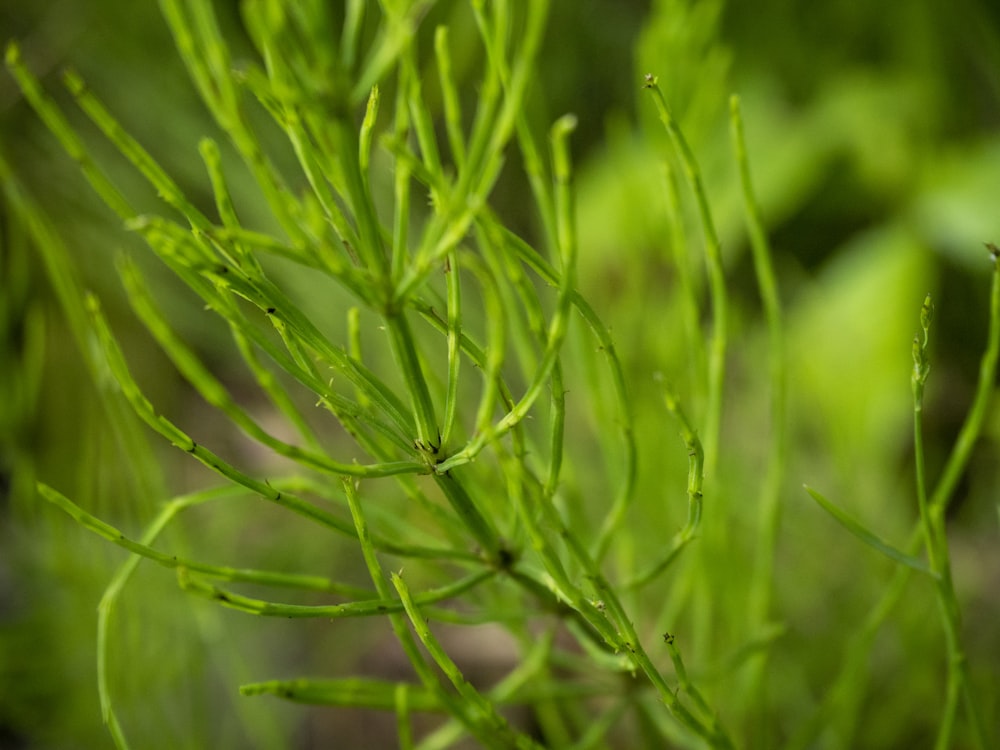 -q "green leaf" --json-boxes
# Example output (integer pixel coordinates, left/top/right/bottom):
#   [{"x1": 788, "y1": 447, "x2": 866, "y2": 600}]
[{"x1": 804, "y1": 485, "x2": 937, "y2": 577}]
